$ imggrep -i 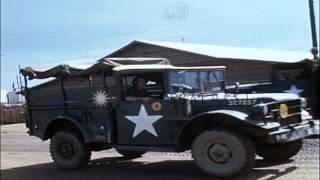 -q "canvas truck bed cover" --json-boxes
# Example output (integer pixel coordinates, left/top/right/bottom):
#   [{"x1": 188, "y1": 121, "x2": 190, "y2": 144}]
[{"x1": 20, "y1": 58, "x2": 170, "y2": 79}]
